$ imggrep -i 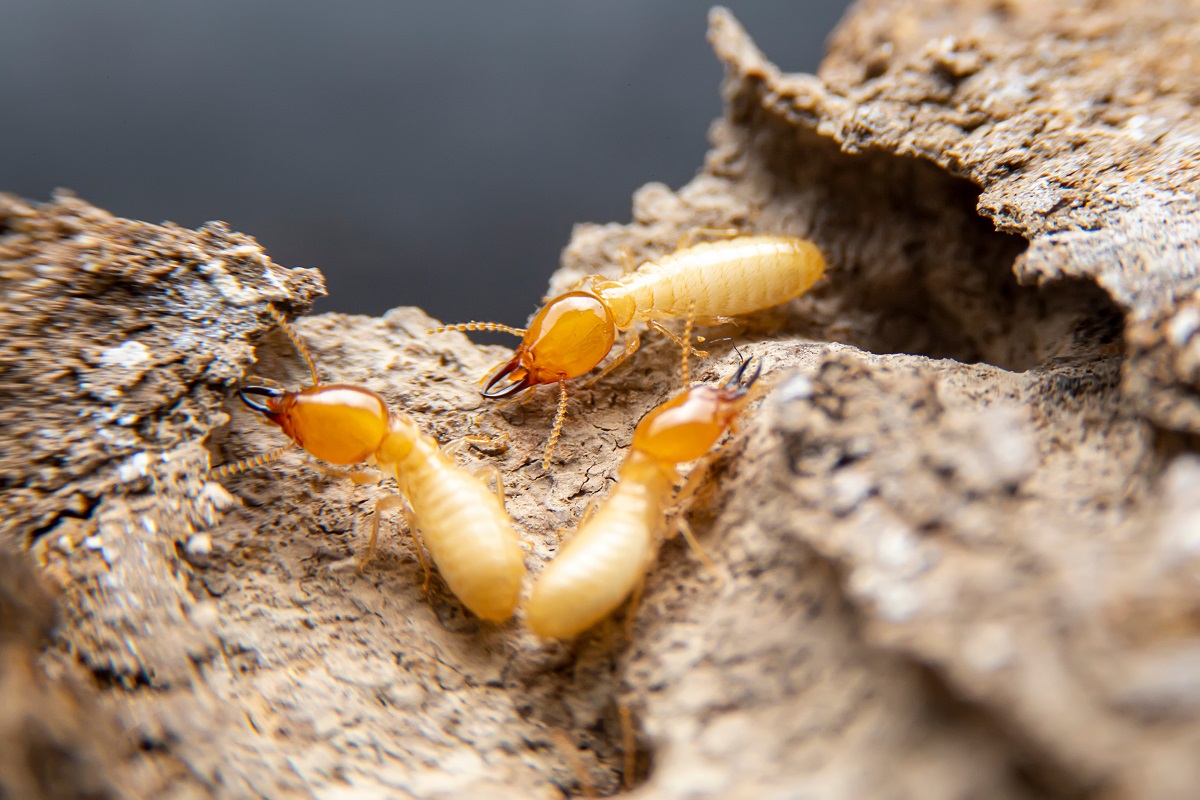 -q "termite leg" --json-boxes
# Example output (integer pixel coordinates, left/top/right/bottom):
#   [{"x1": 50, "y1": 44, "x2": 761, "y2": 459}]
[
  {"x1": 359, "y1": 494, "x2": 433, "y2": 596},
  {"x1": 309, "y1": 461, "x2": 381, "y2": 485},
  {"x1": 672, "y1": 447, "x2": 725, "y2": 512},
  {"x1": 623, "y1": 578, "x2": 646, "y2": 641},
  {"x1": 465, "y1": 413, "x2": 511, "y2": 453},
  {"x1": 618, "y1": 702, "x2": 637, "y2": 791},
  {"x1": 469, "y1": 462, "x2": 507, "y2": 507},
  {"x1": 583, "y1": 328, "x2": 641, "y2": 387},
  {"x1": 265, "y1": 304, "x2": 321, "y2": 388},
  {"x1": 427, "y1": 321, "x2": 527, "y2": 338},
  {"x1": 393, "y1": 500, "x2": 435, "y2": 596},
  {"x1": 209, "y1": 443, "x2": 292, "y2": 480},
  {"x1": 647, "y1": 321, "x2": 710, "y2": 361},
  {"x1": 693, "y1": 315, "x2": 741, "y2": 328},
  {"x1": 362, "y1": 494, "x2": 407, "y2": 569},
  {"x1": 542, "y1": 379, "x2": 570, "y2": 470},
  {"x1": 473, "y1": 431, "x2": 510, "y2": 452},
  {"x1": 464, "y1": 428, "x2": 510, "y2": 454},
  {"x1": 566, "y1": 273, "x2": 607, "y2": 292},
  {"x1": 675, "y1": 226, "x2": 743, "y2": 249},
  {"x1": 441, "y1": 432, "x2": 508, "y2": 461},
  {"x1": 675, "y1": 516, "x2": 722, "y2": 583}
]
